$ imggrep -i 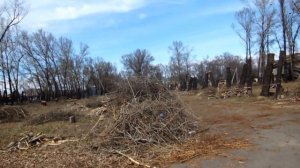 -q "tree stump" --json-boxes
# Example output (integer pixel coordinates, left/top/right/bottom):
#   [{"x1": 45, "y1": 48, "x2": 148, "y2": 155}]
[
  {"x1": 275, "y1": 51, "x2": 285, "y2": 99},
  {"x1": 69, "y1": 116, "x2": 76, "y2": 123},
  {"x1": 246, "y1": 59, "x2": 253, "y2": 95},
  {"x1": 240, "y1": 63, "x2": 248, "y2": 87},
  {"x1": 226, "y1": 67, "x2": 232, "y2": 88},
  {"x1": 203, "y1": 72, "x2": 209, "y2": 88},
  {"x1": 40, "y1": 101, "x2": 47, "y2": 106},
  {"x1": 260, "y1": 53, "x2": 275, "y2": 96}
]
